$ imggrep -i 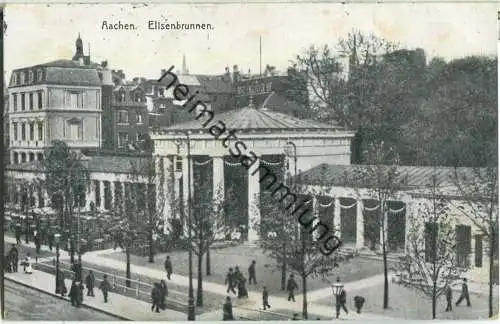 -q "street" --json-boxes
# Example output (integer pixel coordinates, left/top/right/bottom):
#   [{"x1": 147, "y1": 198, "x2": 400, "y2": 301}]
[{"x1": 3, "y1": 279, "x2": 120, "y2": 321}]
